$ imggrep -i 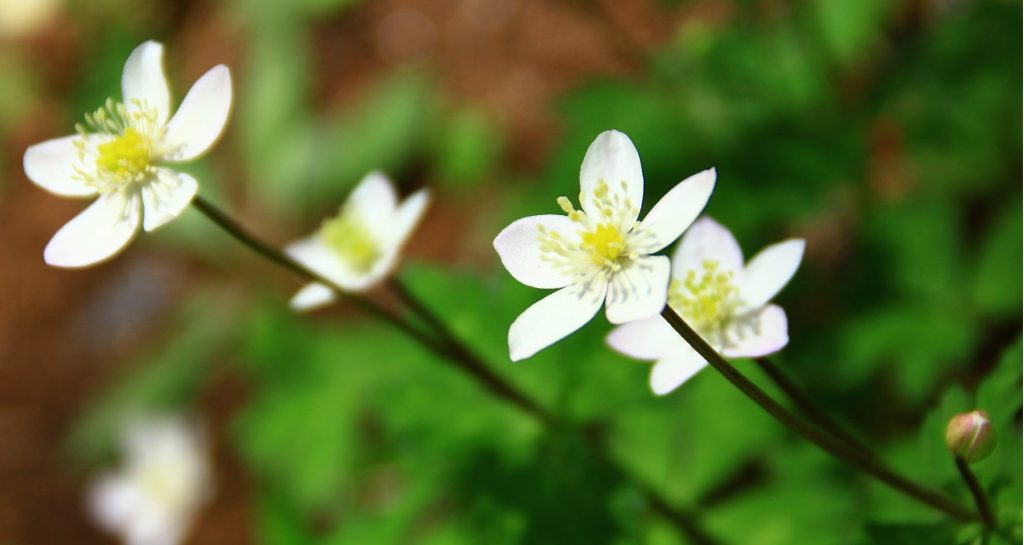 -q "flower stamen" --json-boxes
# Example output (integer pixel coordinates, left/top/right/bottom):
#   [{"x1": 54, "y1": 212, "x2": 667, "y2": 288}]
[
  {"x1": 320, "y1": 207, "x2": 381, "y2": 273},
  {"x1": 669, "y1": 260, "x2": 739, "y2": 344}
]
